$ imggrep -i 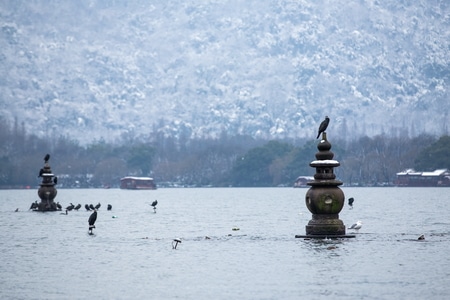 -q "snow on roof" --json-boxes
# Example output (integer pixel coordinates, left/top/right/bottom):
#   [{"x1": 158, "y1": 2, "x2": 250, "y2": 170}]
[
  {"x1": 120, "y1": 176, "x2": 154, "y2": 181},
  {"x1": 397, "y1": 169, "x2": 448, "y2": 176},
  {"x1": 421, "y1": 169, "x2": 448, "y2": 176}
]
